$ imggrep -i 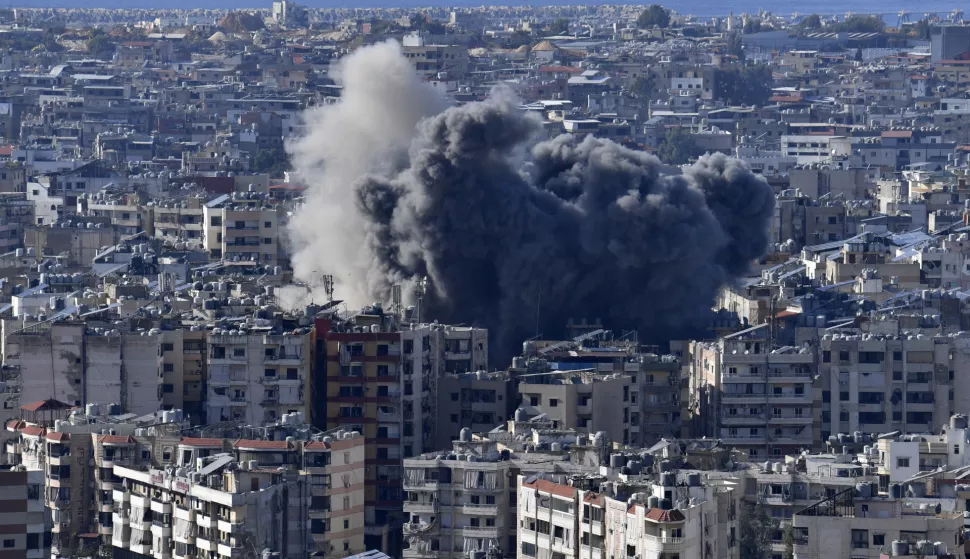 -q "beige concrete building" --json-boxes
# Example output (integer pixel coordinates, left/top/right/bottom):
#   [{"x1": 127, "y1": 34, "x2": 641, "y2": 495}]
[
  {"x1": 816, "y1": 330, "x2": 970, "y2": 441},
  {"x1": 686, "y1": 325, "x2": 815, "y2": 461},
  {"x1": 518, "y1": 370, "x2": 633, "y2": 445},
  {"x1": 202, "y1": 194, "x2": 281, "y2": 264},
  {"x1": 791, "y1": 487, "x2": 964, "y2": 559}
]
